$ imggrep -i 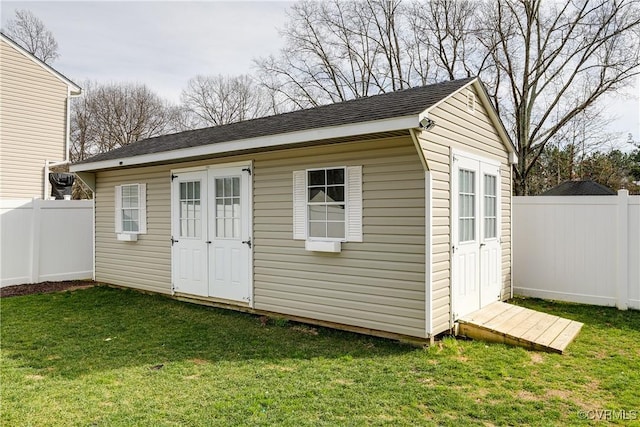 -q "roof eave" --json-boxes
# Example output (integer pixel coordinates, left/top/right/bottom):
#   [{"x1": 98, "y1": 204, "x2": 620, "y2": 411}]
[{"x1": 70, "y1": 114, "x2": 420, "y2": 173}]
